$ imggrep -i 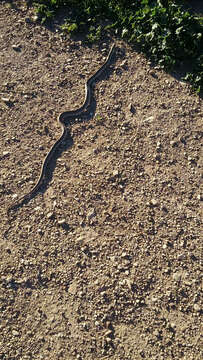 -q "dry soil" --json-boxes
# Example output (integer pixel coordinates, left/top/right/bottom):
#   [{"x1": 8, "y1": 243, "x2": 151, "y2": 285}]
[{"x1": 0, "y1": 2, "x2": 202, "y2": 360}]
